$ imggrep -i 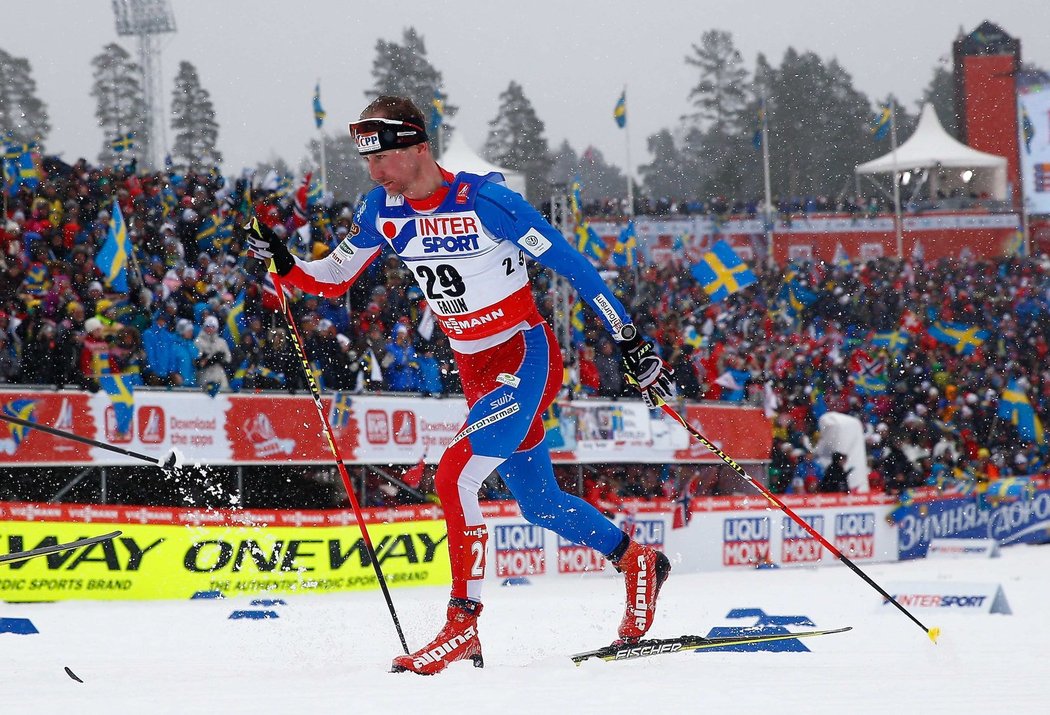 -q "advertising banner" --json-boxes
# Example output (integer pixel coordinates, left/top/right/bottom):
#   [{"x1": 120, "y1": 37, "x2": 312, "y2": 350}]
[
  {"x1": 894, "y1": 487, "x2": 1050, "y2": 560},
  {"x1": 1020, "y1": 85, "x2": 1050, "y2": 216},
  {"x1": 0, "y1": 389, "x2": 770, "y2": 466}
]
